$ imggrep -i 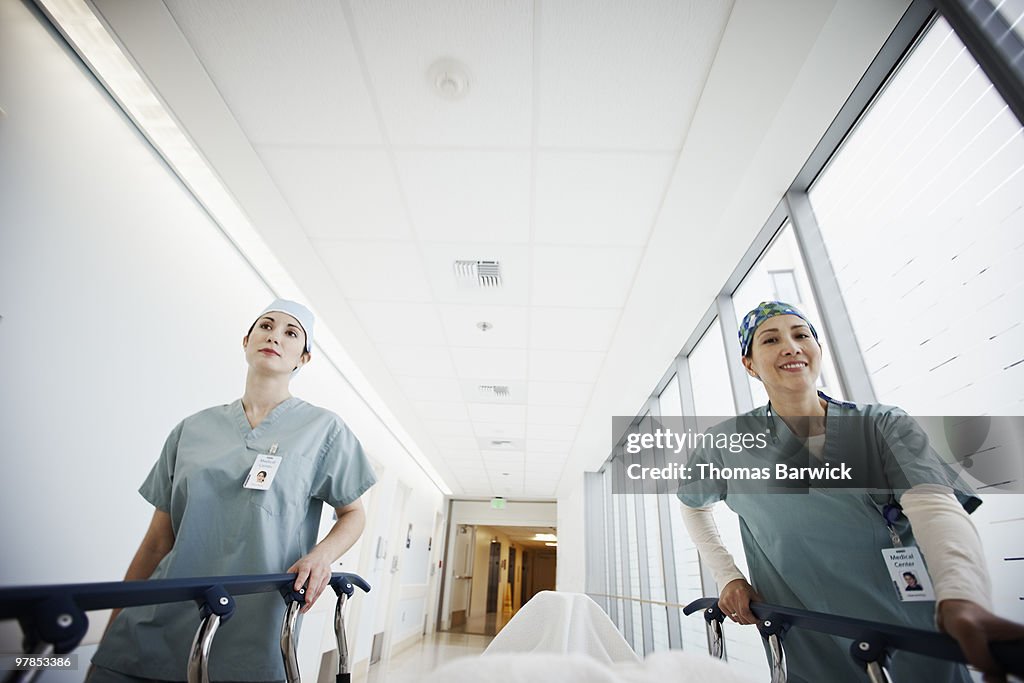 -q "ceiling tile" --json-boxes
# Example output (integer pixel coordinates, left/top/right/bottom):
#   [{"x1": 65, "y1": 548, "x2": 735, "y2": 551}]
[
  {"x1": 523, "y1": 484, "x2": 557, "y2": 497},
  {"x1": 474, "y1": 424, "x2": 526, "y2": 441},
  {"x1": 420, "y1": 419, "x2": 476, "y2": 437},
  {"x1": 259, "y1": 147, "x2": 410, "y2": 240},
  {"x1": 527, "y1": 424, "x2": 579, "y2": 441},
  {"x1": 481, "y1": 449, "x2": 525, "y2": 463},
  {"x1": 317, "y1": 242, "x2": 431, "y2": 301},
  {"x1": 349, "y1": 302, "x2": 447, "y2": 345},
  {"x1": 437, "y1": 435, "x2": 480, "y2": 452},
  {"x1": 488, "y1": 466, "x2": 524, "y2": 477},
  {"x1": 448, "y1": 463, "x2": 487, "y2": 475},
  {"x1": 524, "y1": 475, "x2": 563, "y2": 487},
  {"x1": 526, "y1": 438, "x2": 575, "y2": 454},
  {"x1": 467, "y1": 403, "x2": 528, "y2": 423},
  {"x1": 527, "y1": 405, "x2": 586, "y2": 426},
  {"x1": 476, "y1": 437, "x2": 524, "y2": 451},
  {"x1": 375, "y1": 345, "x2": 456, "y2": 378},
  {"x1": 529, "y1": 308, "x2": 621, "y2": 351},
  {"x1": 525, "y1": 453, "x2": 567, "y2": 469},
  {"x1": 446, "y1": 457, "x2": 485, "y2": 467},
  {"x1": 165, "y1": 0, "x2": 382, "y2": 145},
  {"x1": 443, "y1": 450, "x2": 484, "y2": 461},
  {"x1": 527, "y1": 381, "x2": 594, "y2": 407},
  {"x1": 534, "y1": 152, "x2": 675, "y2": 246},
  {"x1": 531, "y1": 246, "x2": 644, "y2": 308},
  {"x1": 493, "y1": 480, "x2": 525, "y2": 496},
  {"x1": 450, "y1": 347, "x2": 529, "y2": 380},
  {"x1": 455, "y1": 483, "x2": 491, "y2": 491},
  {"x1": 414, "y1": 401, "x2": 470, "y2": 421},
  {"x1": 439, "y1": 305, "x2": 529, "y2": 348},
  {"x1": 396, "y1": 150, "x2": 531, "y2": 243},
  {"x1": 421, "y1": 244, "x2": 530, "y2": 306},
  {"x1": 460, "y1": 379, "x2": 528, "y2": 404},
  {"x1": 395, "y1": 376, "x2": 465, "y2": 402},
  {"x1": 529, "y1": 349, "x2": 605, "y2": 383},
  {"x1": 537, "y1": 0, "x2": 731, "y2": 149},
  {"x1": 349, "y1": 0, "x2": 533, "y2": 146}
]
